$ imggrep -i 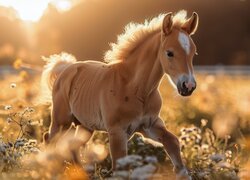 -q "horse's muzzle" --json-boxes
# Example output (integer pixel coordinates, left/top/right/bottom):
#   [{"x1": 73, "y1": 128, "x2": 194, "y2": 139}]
[{"x1": 177, "y1": 77, "x2": 196, "y2": 96}]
